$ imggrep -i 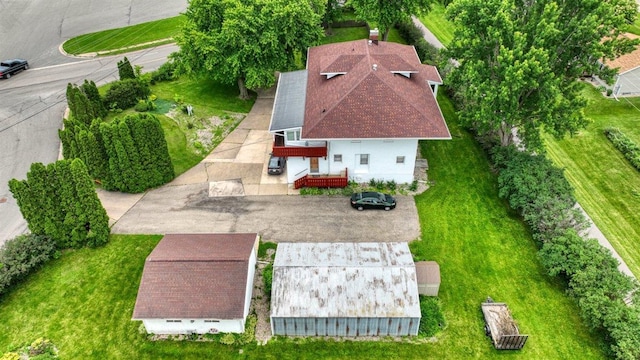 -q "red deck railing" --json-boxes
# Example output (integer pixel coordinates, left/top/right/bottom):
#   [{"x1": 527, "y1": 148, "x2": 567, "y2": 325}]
[
  {"x1": 294, "y1": 168, "x2": 348, "y2": 189},
  {"x1": 272, "y1": 141, "x2": 327, "y2": 158}
]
